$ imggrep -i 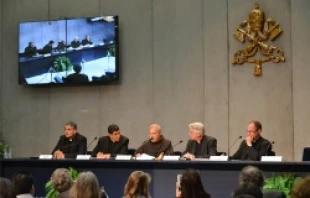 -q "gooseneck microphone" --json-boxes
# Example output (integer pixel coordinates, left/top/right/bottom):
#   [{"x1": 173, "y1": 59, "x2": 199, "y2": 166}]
[
  {"x1": 86, "y1": 137, "x2": 98, "y2": 154},
  {"x1": 173, "y1": 140, "x2": 183, "y2": 149},
  {"x1": 228, "y1": 136, "x2": 243, "y2": 155},
  {"x1": 265, "y1": 141, "x2": 275, "y2": 156}
]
